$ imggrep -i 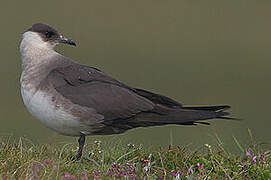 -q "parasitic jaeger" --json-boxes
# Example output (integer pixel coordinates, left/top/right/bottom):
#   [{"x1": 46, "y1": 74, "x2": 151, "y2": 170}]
[{"x1": 20, "y1": 23, "x2": 234, "y2": 160}]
